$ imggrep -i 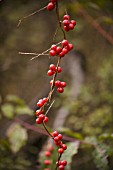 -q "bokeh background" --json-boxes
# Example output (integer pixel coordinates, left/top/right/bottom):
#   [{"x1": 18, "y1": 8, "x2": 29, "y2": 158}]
[{"x1": 0, "y1": 0, "x2": 113, "y2": 170}]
